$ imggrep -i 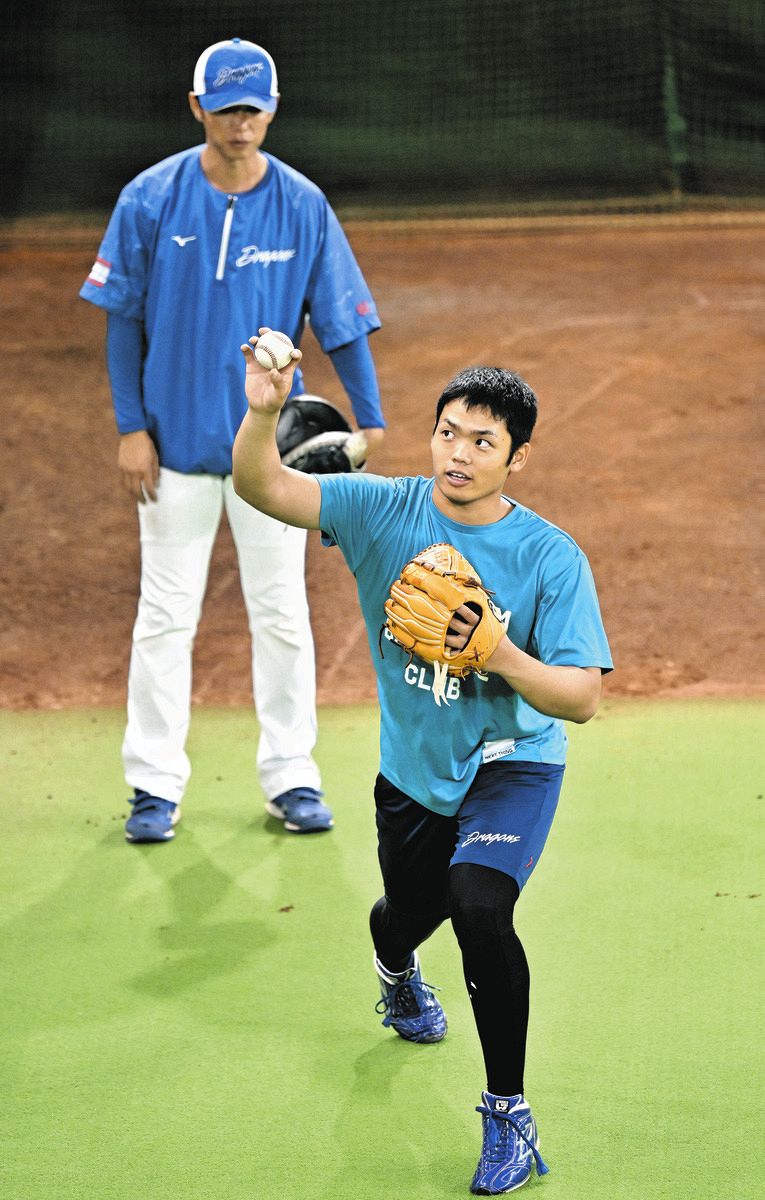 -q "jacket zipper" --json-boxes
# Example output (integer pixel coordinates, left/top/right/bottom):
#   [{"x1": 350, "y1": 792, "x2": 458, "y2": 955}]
[{"x1": 216, "y1": 195, "x2": 237, "y2": 280}]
